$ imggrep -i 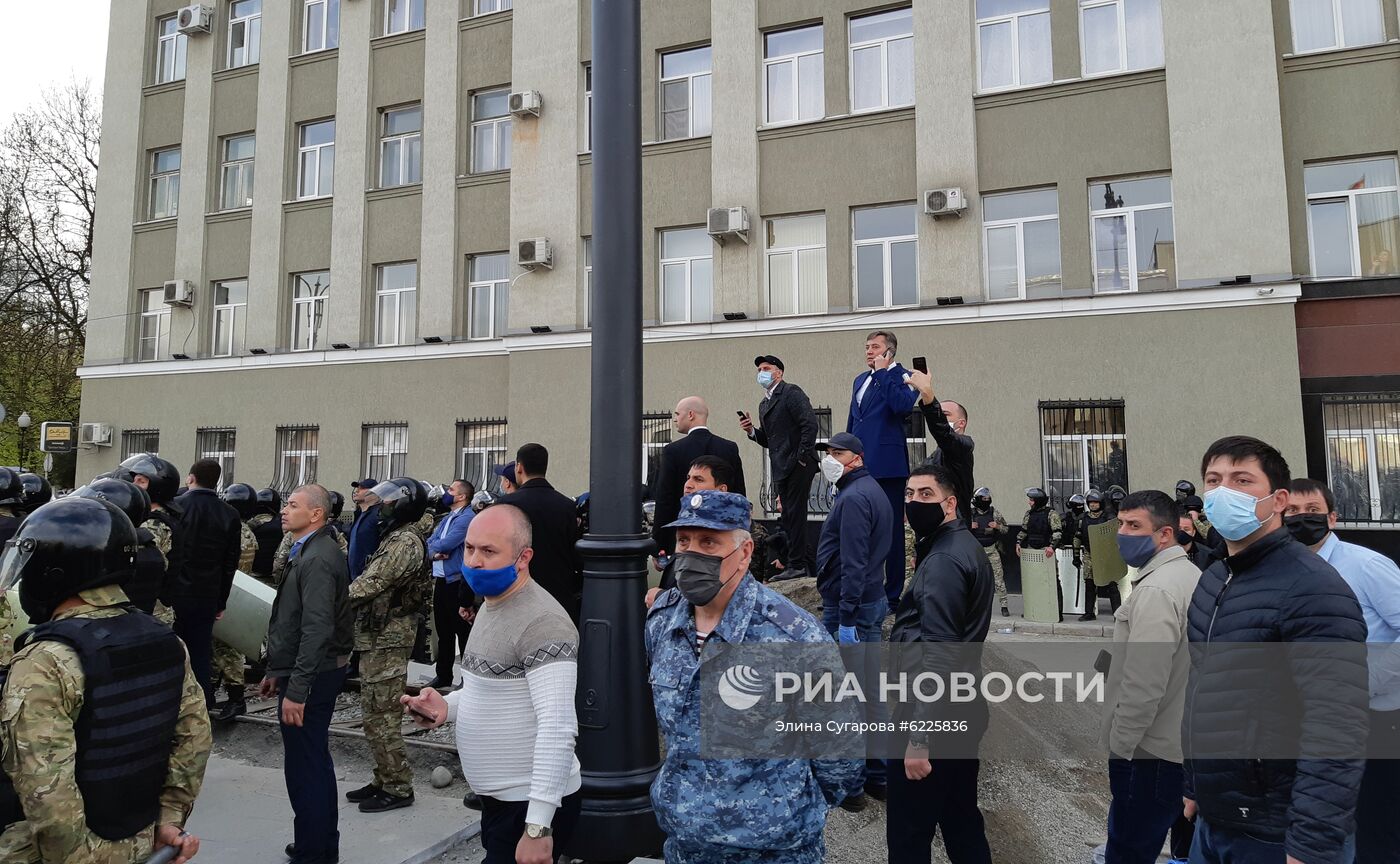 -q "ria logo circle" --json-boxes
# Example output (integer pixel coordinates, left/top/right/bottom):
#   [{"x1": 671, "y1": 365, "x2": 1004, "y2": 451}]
[{"x1": 717, "y1": 664, "x2": 765, "y2": 711}]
